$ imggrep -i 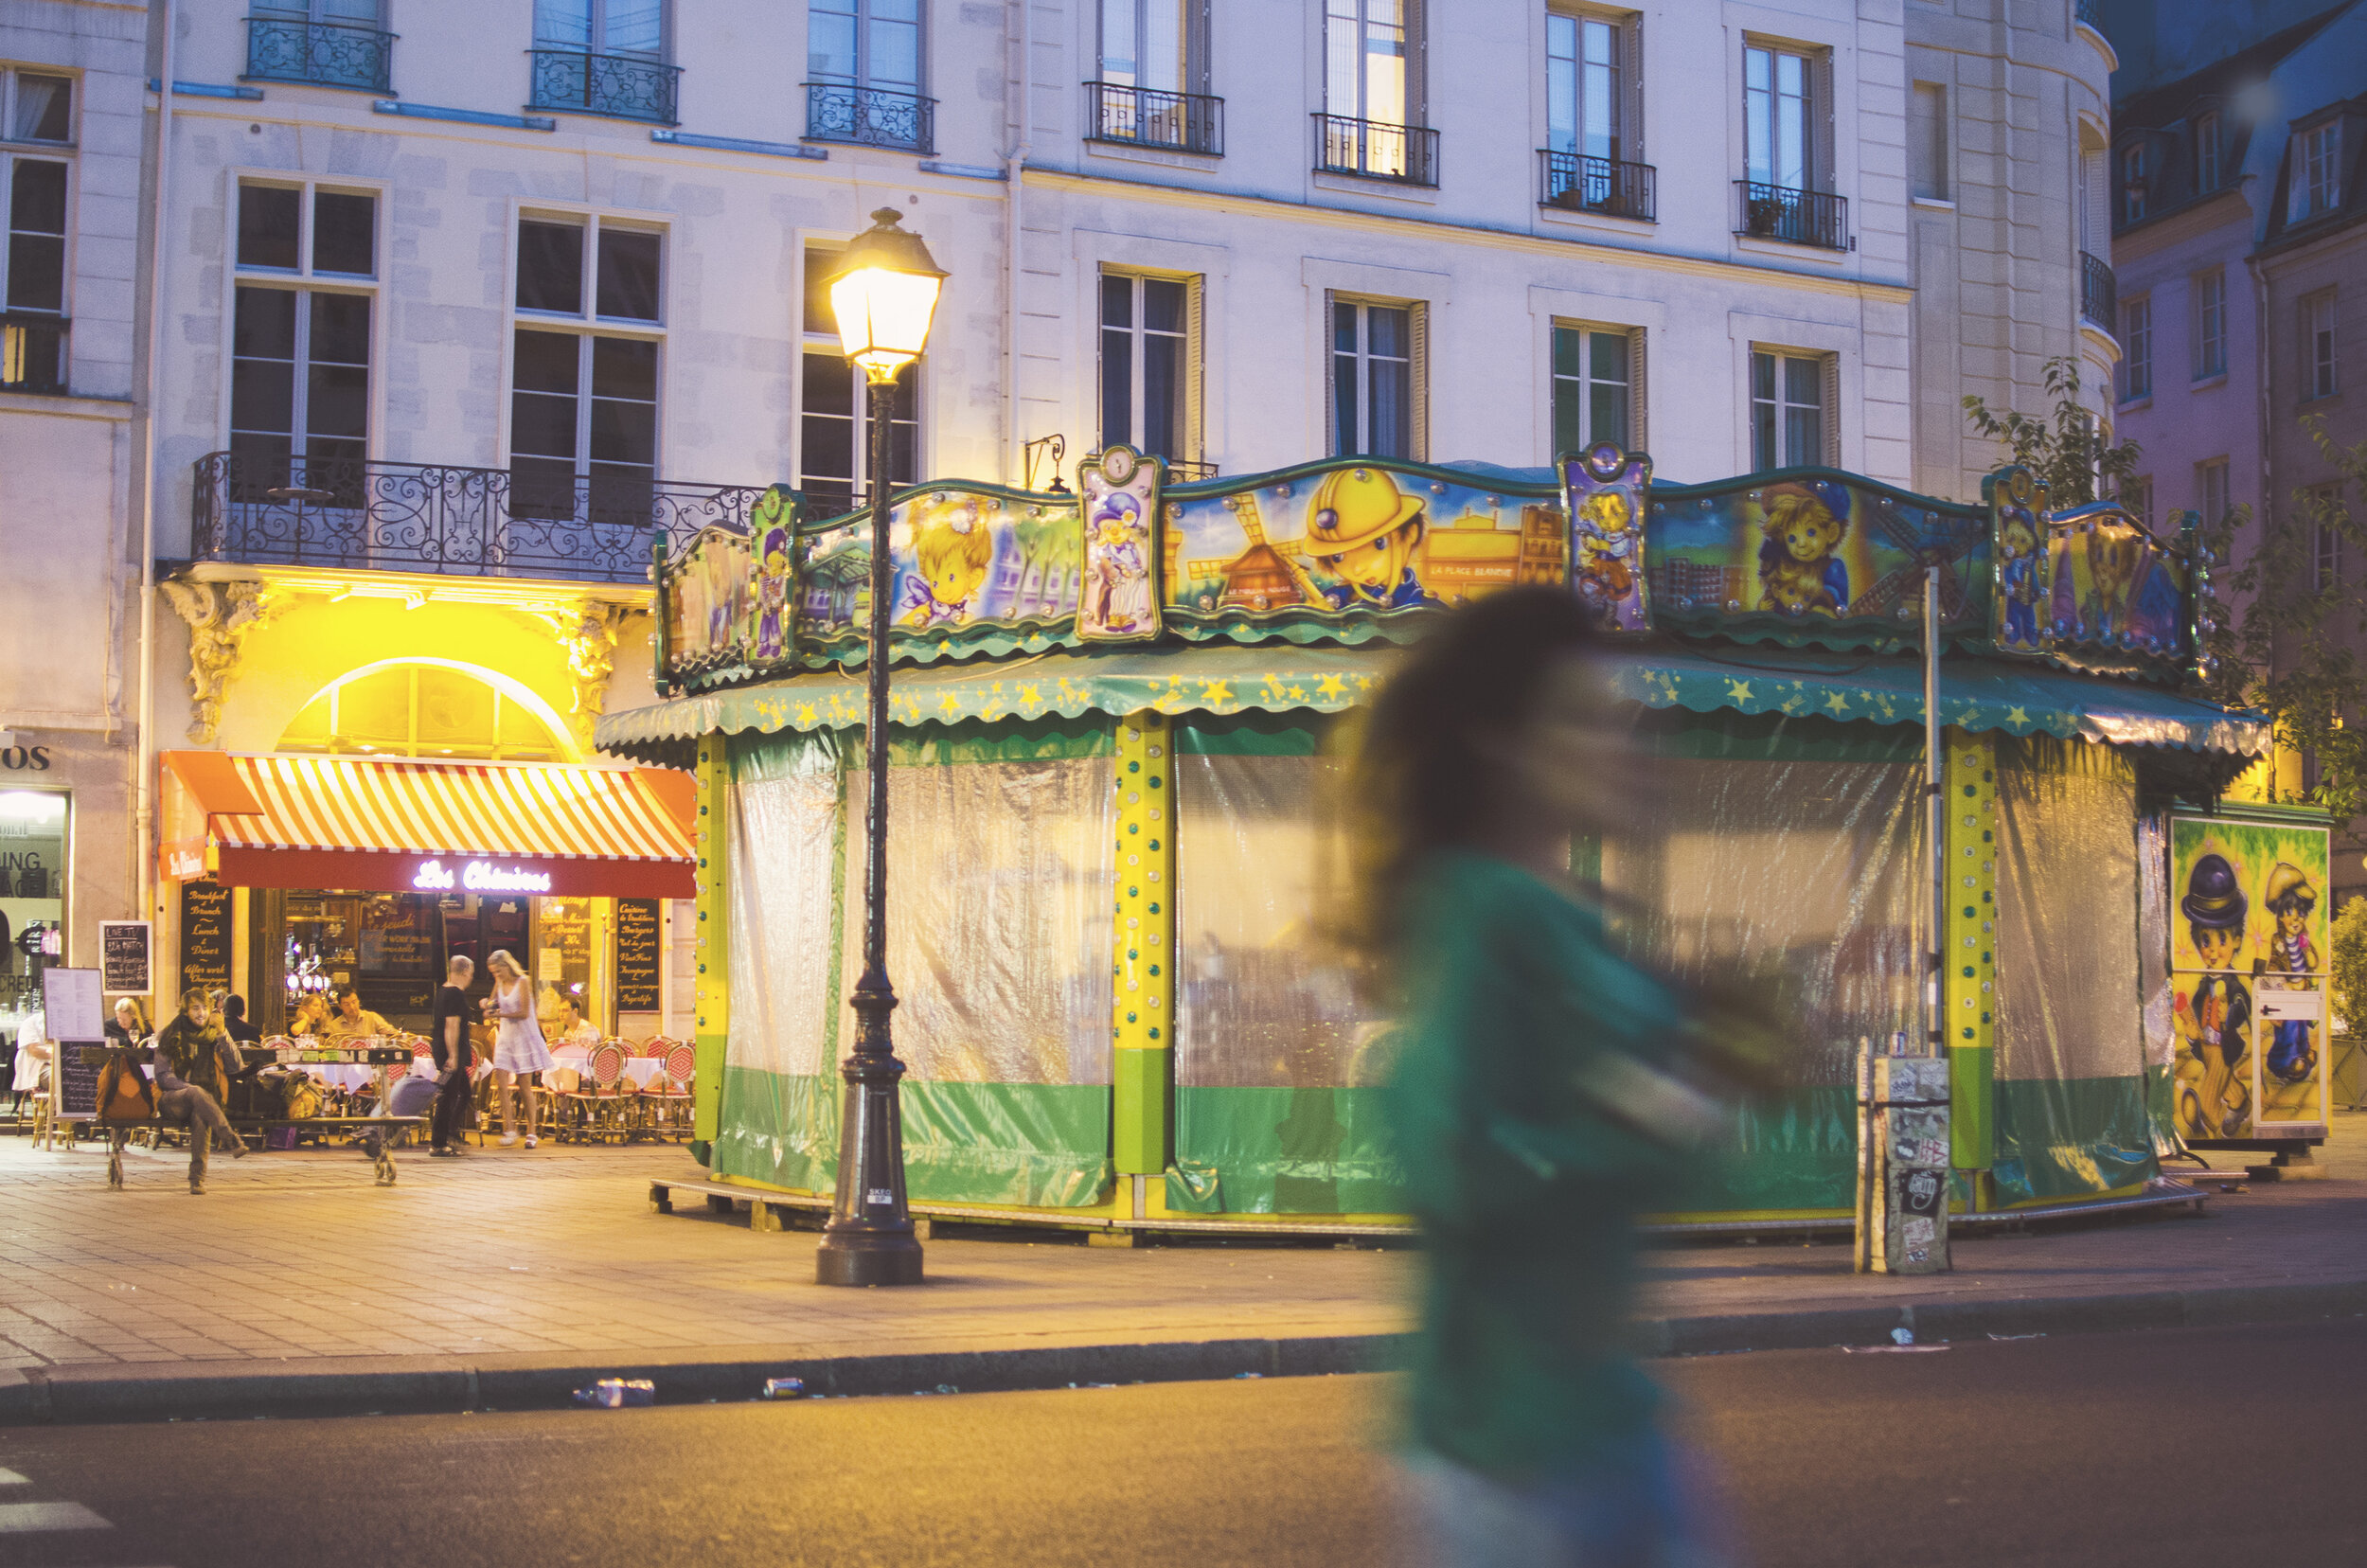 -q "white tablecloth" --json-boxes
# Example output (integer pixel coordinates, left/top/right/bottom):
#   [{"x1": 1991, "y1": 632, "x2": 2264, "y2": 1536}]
[{"x1": 618, "y1": 1058, "x2": 667, "y2": 1089}]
